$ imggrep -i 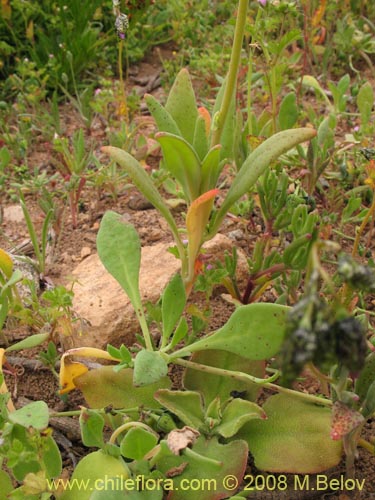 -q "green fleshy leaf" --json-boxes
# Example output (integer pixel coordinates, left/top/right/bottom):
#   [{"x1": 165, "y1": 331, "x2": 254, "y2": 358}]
[
  {"x1": 302, "y1": 75, "x2": 333, "y2": 109},
  {"x1": 145, "y1": 93, "x2": 181, "y2": 136},
  {"x1": 0, "y1": 470, "x2": 13, "y2": 499},
  {"x1": 237, "y1": 394, "x2": 342, "y2": 473},
  {"x1": 156, "y1": 132, "x2": 201, "y2": 202},
  {"x1": 60, "y1": 451, "x2": 130, "y2": 500},
  {"x1": 355, "y1": 352, "x2": 375, "y2": 403},
  {"x1": 133, "y1": 350, "x2": 168, "y2": 386},
  {"x1": 162, "y1": 273, "x2": 186, "y2": 345},
  {"x1": 1, "y1": 269, "x2": 23, "y2": 294},
  {"x1": 155, "y1": 436, "x2": 248, "y2": 500},
  {"x1": 183, "y1": 350, "x2": 265, "y2": 404},
  {"x1": 357, "y1": 81, "x2": 374, "y2": 126},
  {"x1": 74, "y1": 366, "x2": 171, "y2": 409},
  {"x1": 362, "y1": 380, "x2": 375, "y2": 418},
  {"x1": 212, "y1": 75, "x2": 236, "y2": 161},
  {"x1": 5, "y1": 333, "x2": 50, "y2": 352},
  {"x1": 214, "y1": 399, "x2": 266, "y2": 438},
  {"x1": 205, "y1": 396, "x2": 221, "y2": 423},
  {"x1": 42, "y1": 435, "x2": 62, "y2": 478},
  {"x1": 154, "y1": 389, "x2": 205, "y2": 429},
  {"x1": 79, "y1": 408, "x2": 105, "y2": 448},
  {"x1": 97, "y1": 211, "x2": 142, "y2": 312},
  {"x1": 120, "y1": 427, "x2": 158, "y2": 460},
  {"x1": 169, "y1": 317, "x2": 188, "y2": 349},
  {"x1": 210, "y1": 128, "x2": 317, "y2": 237},
  {"x1": 193, "y1": 114, "x2": 209, "y2": 160},
  {"x1": 9, "y1": 401, "x2": 49, "y2": 430},
  {"x1": 175, "y1": 303, "x2": 288, "y2": 361},
  {"x1": 200, "y1": 145, "x2": 223, "y2": 194},
  {"x1": 165, "y1": 68, "x2": 198, "y2": 144},
  {"x1": 279, "y1": 92, "x2": 298, "y2": 130},
  {"x1": 101, "y1": 148, "x2": 181, "y2": 248}
]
